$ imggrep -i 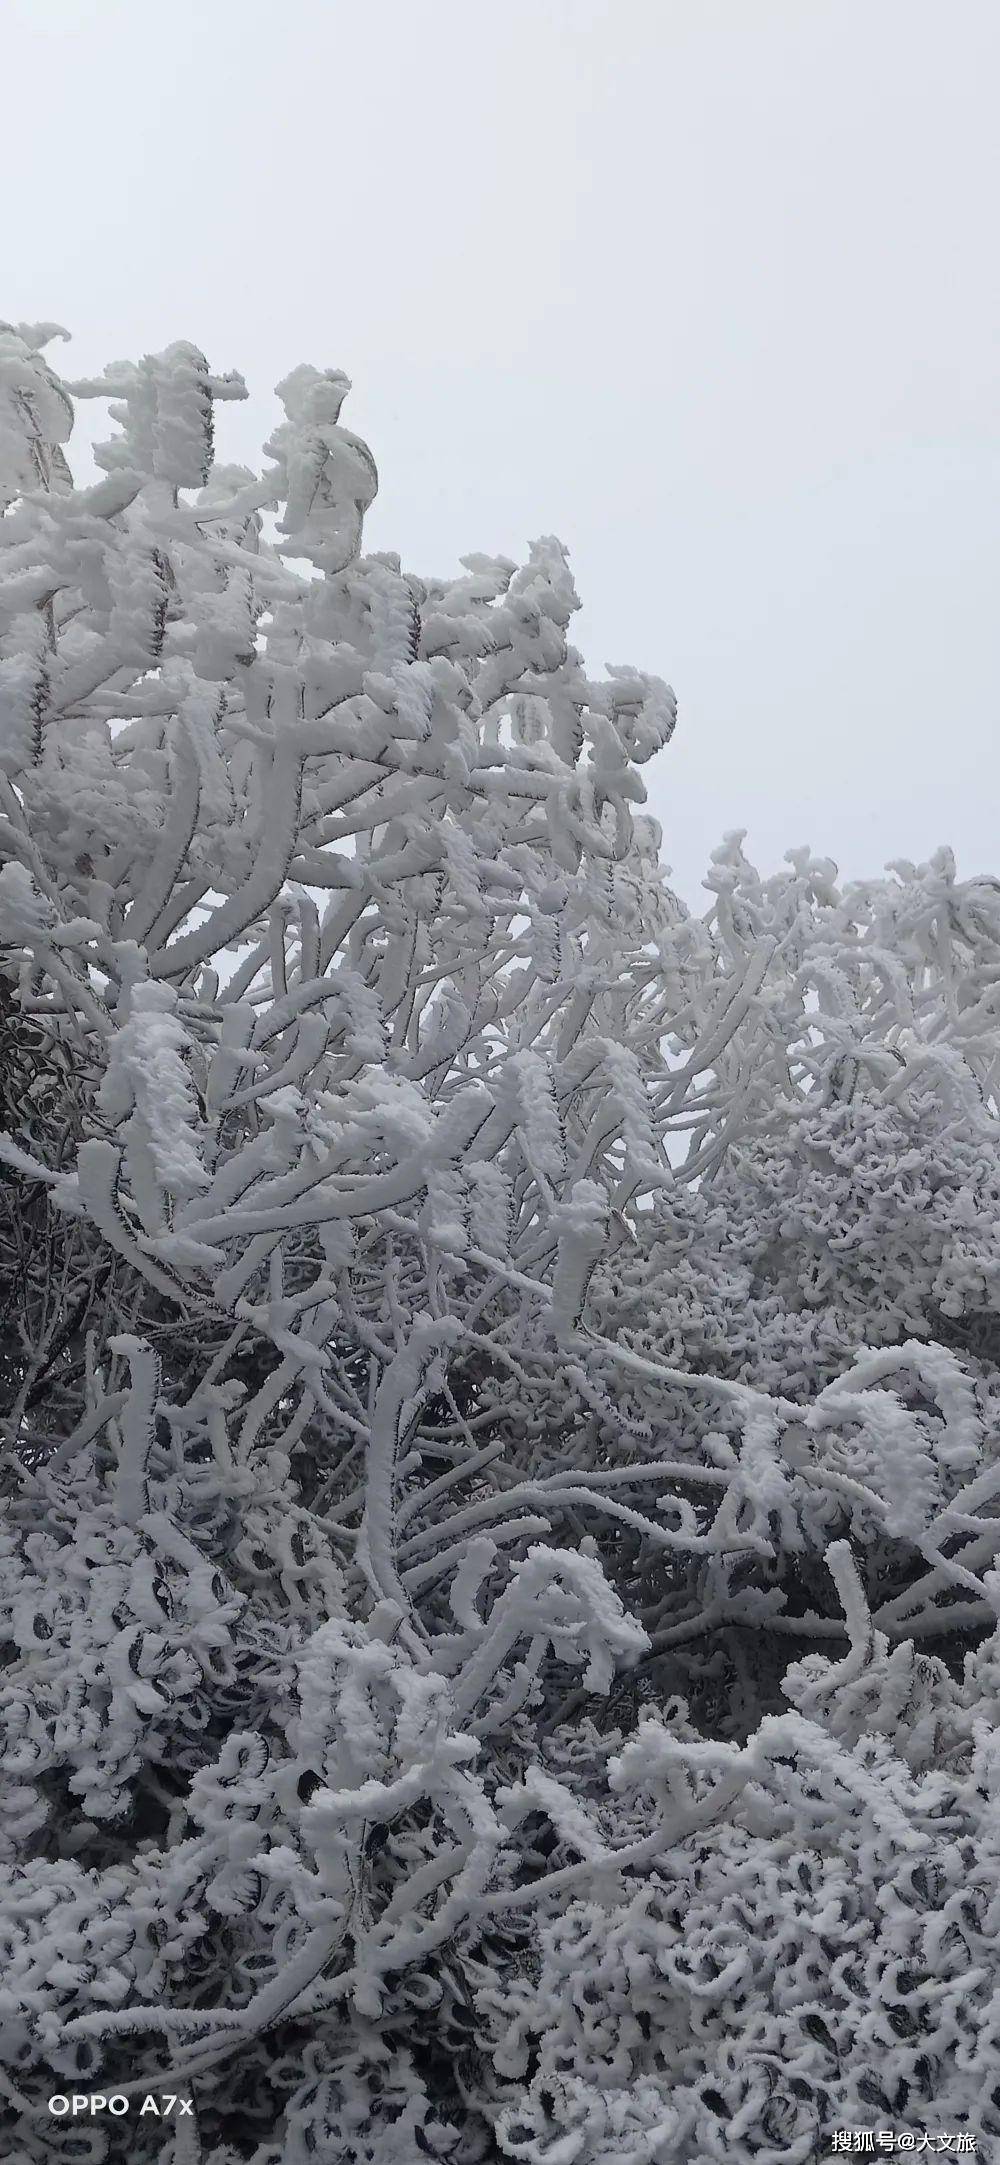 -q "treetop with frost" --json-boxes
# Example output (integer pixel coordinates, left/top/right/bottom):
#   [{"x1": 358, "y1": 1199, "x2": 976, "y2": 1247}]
[{"x1": 1, "y1": 321, "x2": 1000, "y2": 2160}]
